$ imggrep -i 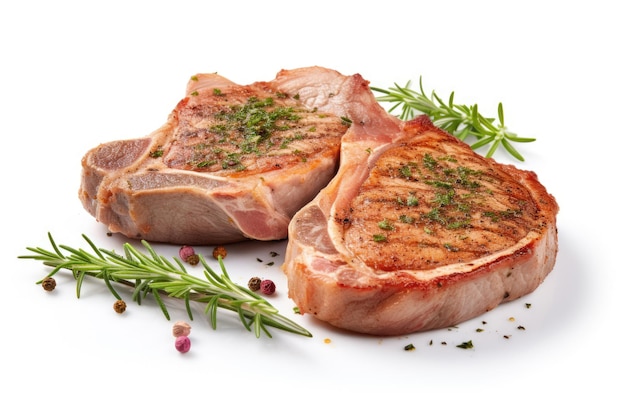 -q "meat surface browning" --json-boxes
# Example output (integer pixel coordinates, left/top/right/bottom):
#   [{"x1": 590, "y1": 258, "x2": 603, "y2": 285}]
[
  {"x1": 283, "y1": 114, "x2": 559, "y2": 336},
  {"x1": 79, "y1": 67, "x2": 373, "y2": 244}
]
